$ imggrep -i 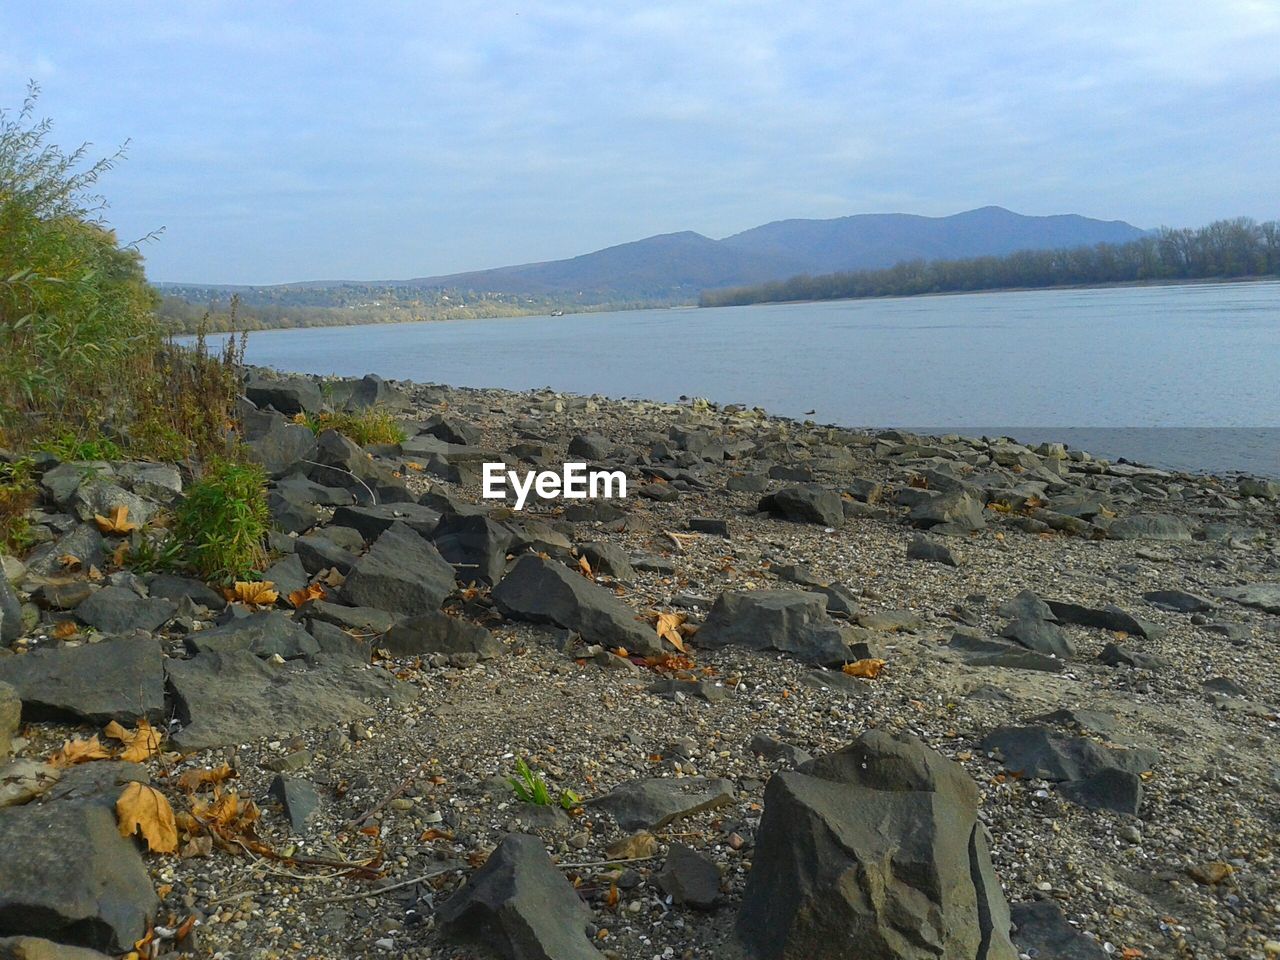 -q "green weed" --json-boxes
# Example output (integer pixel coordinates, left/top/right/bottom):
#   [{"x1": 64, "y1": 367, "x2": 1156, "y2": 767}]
[
  {"x1": 299, "y1": 408, "x2": 406, "y2": 446},
  {"x1": 173, "y1": 457, "x2": 268, "y2": 581},
  {"x1": 508, "y1": 757, "x2": 582, "y2": 810}
]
